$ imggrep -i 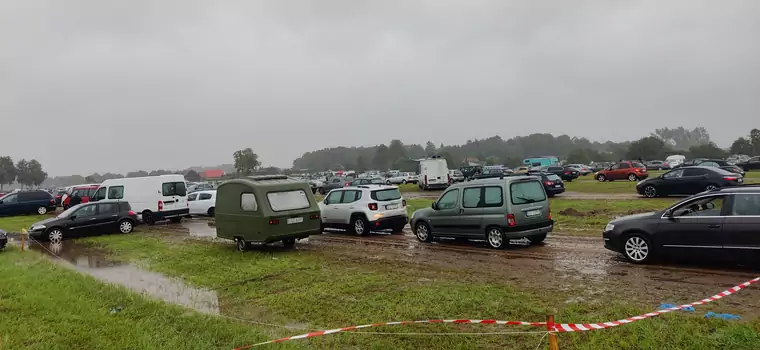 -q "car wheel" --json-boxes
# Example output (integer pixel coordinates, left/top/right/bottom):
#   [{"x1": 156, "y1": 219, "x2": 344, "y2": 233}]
[
  {"x1": 623, "y1": 234, "x2": 652, "y2": 263},
  {"x1": 142, "y1": 211, "x2": 155, "y2": 225},
  {"x1": 236, "y1": 238, "x2": 248, "y2": 252},
  {"x1": 282, "y1": 238, "x2": 296, "y2": 248},
  {"x1": 644, "y1": 185, "x2": 657, "y2": 198},
  {"x1": 47, "y1": 228, "x2": 64, "y2": 242},
  {"x1": 402, "y1": 180, "x2": 407, "y2": 184},
  {"x1": 37, "y1": 206, "x2": 47, "y2": 215},
  {"x1": 118, "y1": 219, "x2": 134, "y2": 234},
  {"x1": 414, "y1": 222, "x2": 433, "y2": 242},
  {"x1": 207, "y1": 207, "x2": 215, "y2": 217},
  {"x1": 486, "y1": 227, "x2": 507, "y2": 249},
  {"x1": 705, "y1": 184, "x2": 719, "y2": 191},
  {"x1": 527, "y1": 233, "x2": 547, "y2": 245},
  {"x1": 386, "y1": 180, "x2": 392, "y2": 185},
  {"x1": 596, "y1": 174, "x2": 607, "y2": 182},
  {"x1": 318, "y1": 187, "x2": 326, "y2": 195},
  {"x1": 628, "y1": 174, "x2": 638, "y2": 182},
  {"x1": 350, "y1": 216, "x2": 369, "y2": 236}
]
